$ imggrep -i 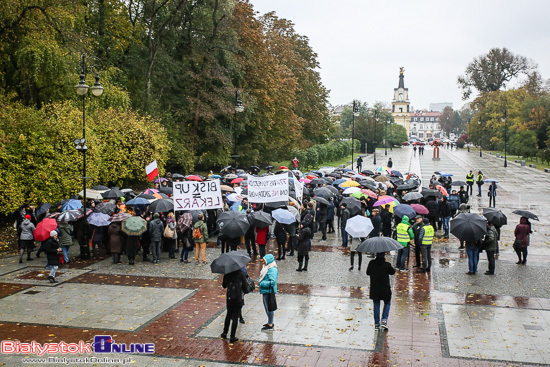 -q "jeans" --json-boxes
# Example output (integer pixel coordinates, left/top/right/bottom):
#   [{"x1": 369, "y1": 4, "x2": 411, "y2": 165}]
[
  {"x1": 420, "y1": 245, "x2": 432, "y2": 270},
  {"x1": 466, "y1": 245, "x2": 479, "y2": 273},
  {"x1": 516, "y1": 247, "x2": 528, "y2": 262},
  {"x1": 396, "y1": 246, "x2": 410, "y2": 270},
  {"x1": 467, "y1": 183, "x2": 473, "y2": 196},
  {"x1": 180, "y1": 246, "x2": 189, "y2": 261},
  {"x1": 150, "y1": 241, "x2": 161, "y2": 261},
  {"x1": 319, "y1": 221, "x2": 327, "y2": 240},
  {"x1": 49, "y1": 265, "x2": 58, "y2": 278},
  {"x1": 62, "y1": 246, "x2": 70, "y2": 263},
  {"x1": 443, "y1": 216, "x2": 450, "y2": 237},
  {"x1": 245, "y1": 236, "x2": 257, "y2": 255},
  {"x1": 373, "y1": 299, "x2": 391, "y2": 326},
  {"x1": 489, "y1": 196, "x2": 496, "y2": 208},
  {"x1": 341, "y1": 227, "x2": 349, "y2": 247},
  {"x1": 262, "y1": 293, "x2": 274, "y2": 325},
  {"x1": 486, "y1": 250, "x2": 495, "y2": 274},
  {"x1": 477, "y1": 184, "x2": 482, "y2": 196}
]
